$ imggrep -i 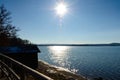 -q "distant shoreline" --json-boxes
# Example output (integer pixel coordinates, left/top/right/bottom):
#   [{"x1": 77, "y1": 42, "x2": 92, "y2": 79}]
[{"x1": 38, "y1": 43, "x2": 120, "y2": 46}]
